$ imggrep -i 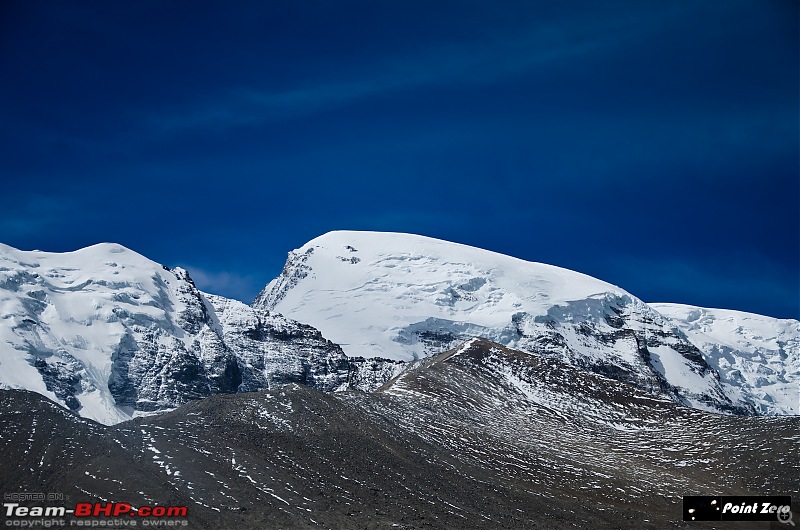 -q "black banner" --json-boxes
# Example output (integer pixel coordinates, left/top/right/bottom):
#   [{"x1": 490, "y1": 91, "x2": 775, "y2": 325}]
[{"x1": 683, "y1": 496, "x2": 792, "y2": 522}]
